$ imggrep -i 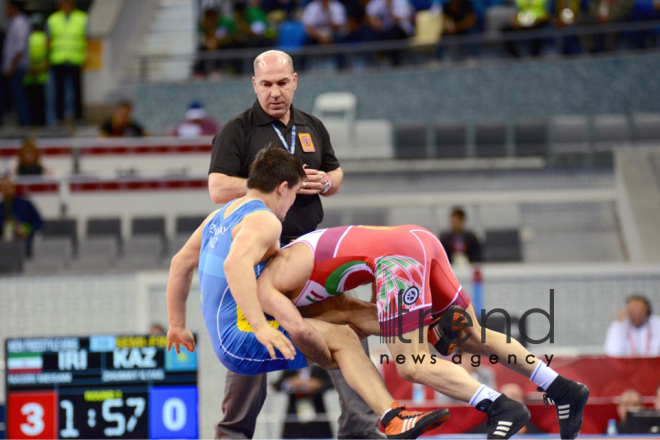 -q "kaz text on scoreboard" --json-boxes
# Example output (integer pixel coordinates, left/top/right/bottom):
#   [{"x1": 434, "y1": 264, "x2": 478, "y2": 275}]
[{"x1": 5, "y1": 334, "x2": 198, "y2": 439}]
